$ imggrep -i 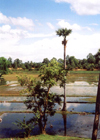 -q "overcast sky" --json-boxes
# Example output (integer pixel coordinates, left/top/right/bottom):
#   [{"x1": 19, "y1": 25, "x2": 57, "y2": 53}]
[{"x1": 0, "y1": 0, "x2": 100, "y2": 62}]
